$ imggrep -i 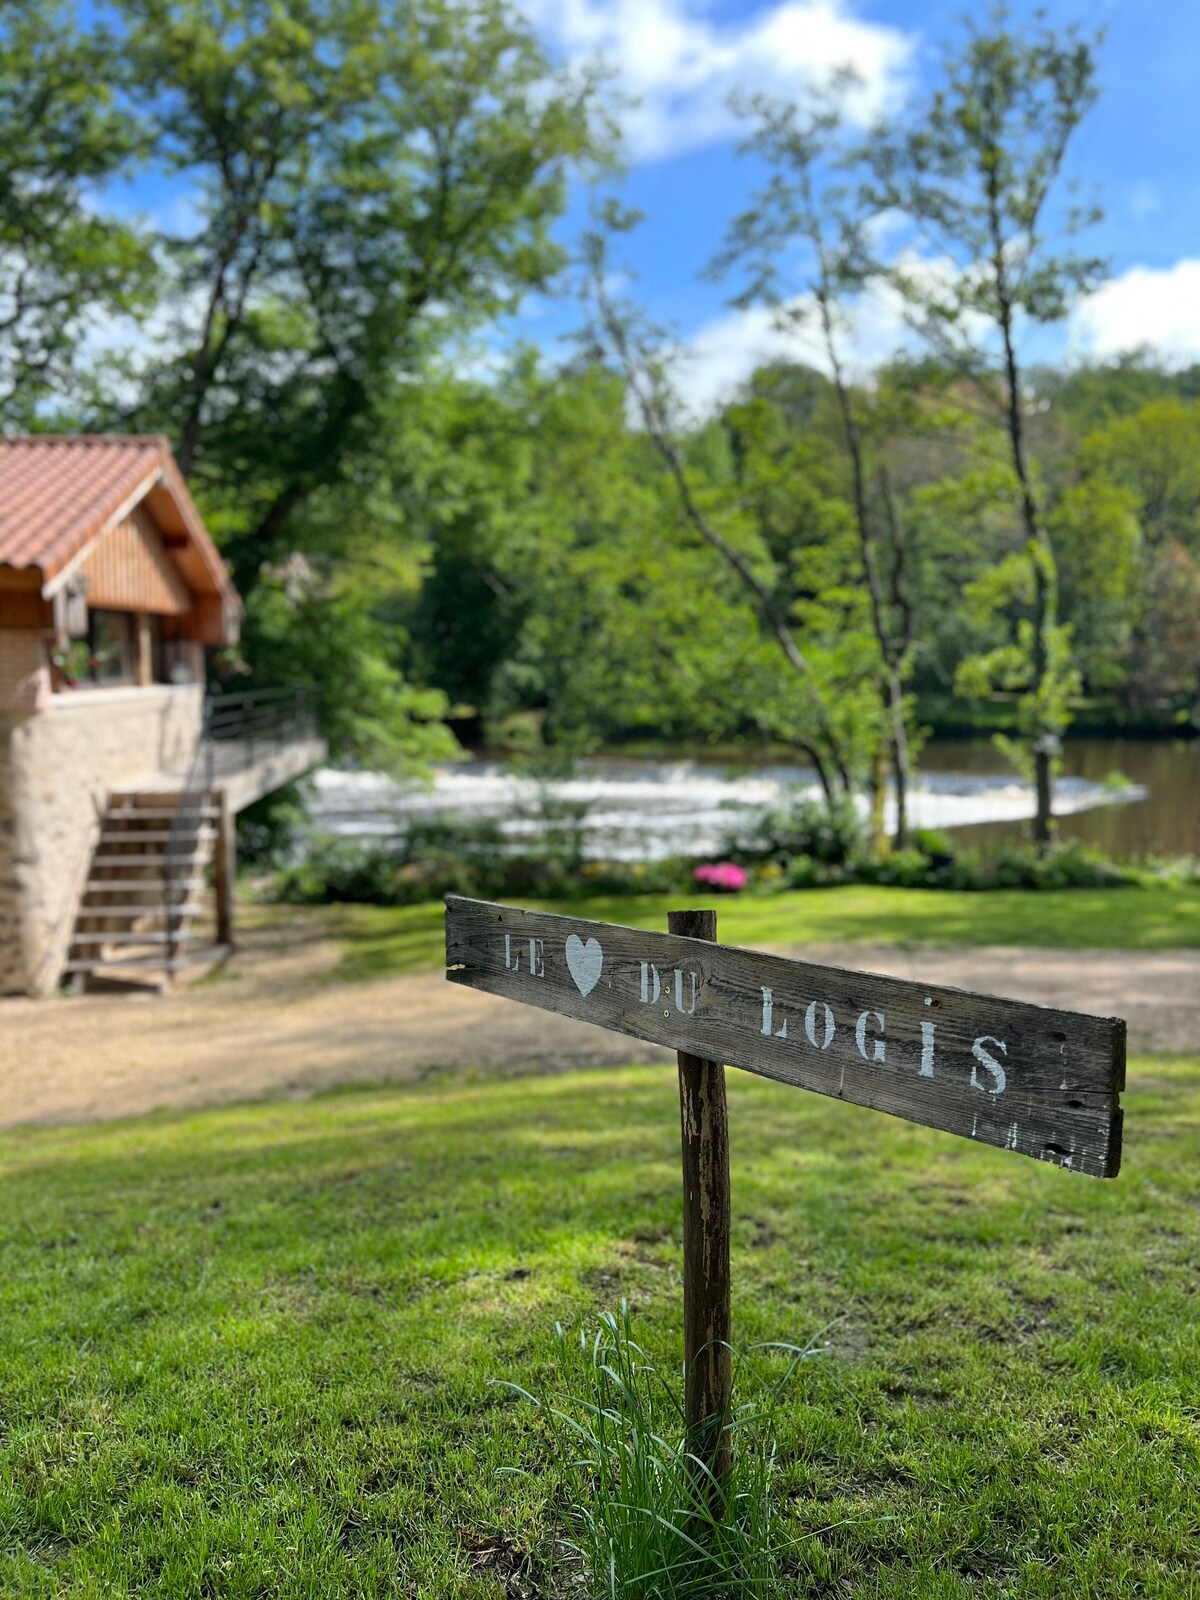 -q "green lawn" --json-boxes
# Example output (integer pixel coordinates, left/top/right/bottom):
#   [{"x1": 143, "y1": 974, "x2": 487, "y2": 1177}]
[
  {"x1": 321, "y1": 882, "x2": 1200, "y2": 982},
  {"x1": 2, "y1": 1058, "x2": 1197, "y2": 1596}
]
